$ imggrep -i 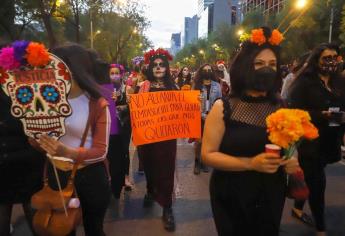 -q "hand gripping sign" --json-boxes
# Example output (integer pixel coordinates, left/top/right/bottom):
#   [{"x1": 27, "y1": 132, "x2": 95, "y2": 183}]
[{"x1": 0, "y1": 41, "x2": 72, "y2": 139}]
